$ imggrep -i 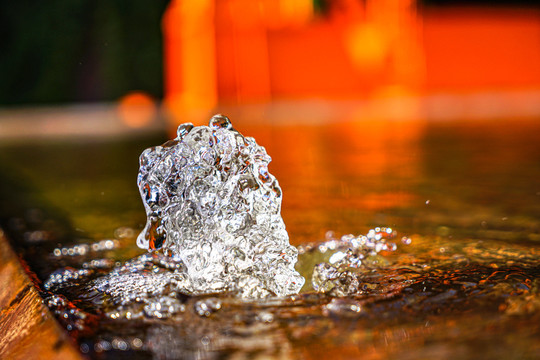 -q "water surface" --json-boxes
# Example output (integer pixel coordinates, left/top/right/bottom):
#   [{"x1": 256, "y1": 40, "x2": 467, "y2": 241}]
[{"x1": 0, "y1": 117, "x2": 539, "y2": 359}]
